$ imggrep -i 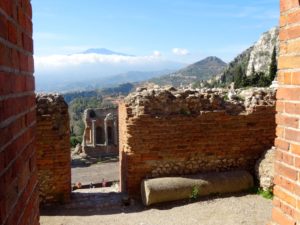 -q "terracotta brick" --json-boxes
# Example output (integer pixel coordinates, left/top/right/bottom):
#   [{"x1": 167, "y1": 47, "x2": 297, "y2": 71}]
[
  {"x1": 287, "y1": 9, "x2": 300, "y2": 24},
  {"x1": 275, "y1": 162, "x2": 298, "y2": 180},
  {"x1": 291, "y1": 144, "x2": 300, "y2": 155},
  {"x1": 272, "y1": 207, "x2": 296, "y2": 225},
  {"x1": 277, "y1": 88, "x2": 300, "y2": 101},
  {"x1": 279, "y1": 56, "x2": 300, "y2": 70},
  {"x1": 275, "y1": 138, "x2": 290, "y2": 151},
  {"x1": 276, "y1": 101, "x2": 285, "y2": 113},
  {"x1": 274, "y1": 176, "x2": 295, "y2": 193},
  {"x1": 285, "y1": 102, "x2": 300, "y2": 115},
  {"x1": 285, "y1": 129, "x2": 300, "y2": 142},
  {"x1": 281, "y1": 0, "x2": 300, "y2": 12},
  {"x1": 0, "y1": 1, "x2": 38, "y2": 224},
  {"x1": 291, "y1": 72, "x2": 300, "y2": 85}
]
